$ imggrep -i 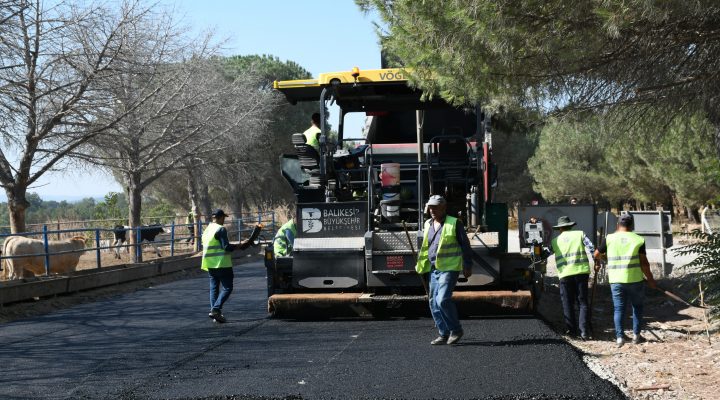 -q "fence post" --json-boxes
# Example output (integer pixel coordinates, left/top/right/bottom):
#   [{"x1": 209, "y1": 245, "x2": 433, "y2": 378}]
[
  {"x1": 271, "y1": 211, "x2": 276, "y2": 235},
  {"x1": 135, "y1": 227, "x2": 142, "y2": 262},
  {"x1": 238, "y1": 216, "x2": 244, "y2": 240},
  {"x1": 95, "y1": 229, "x2": 102, "y2": 269},
  {"x1": 42, "y1": 225, "x2": 50, "y2": 276},
  {"x1": 170, "y1": 221, "x2": 175, "y2": 257},
  {"x1": 196, "y1": 221, "x2": 203, "y2": 252}
]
